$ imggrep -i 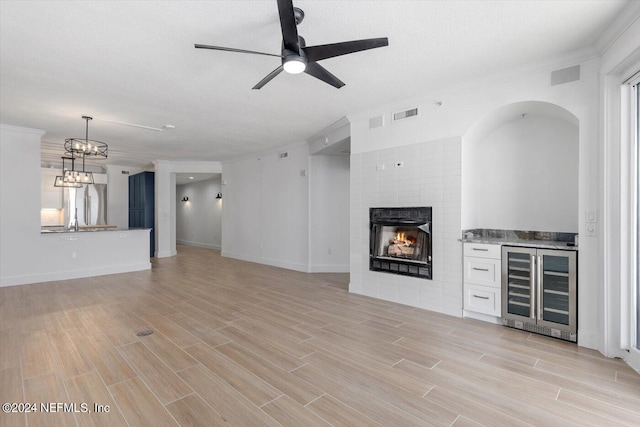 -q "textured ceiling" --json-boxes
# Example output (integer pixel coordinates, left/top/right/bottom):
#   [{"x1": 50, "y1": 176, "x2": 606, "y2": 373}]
[{"x1": 0, "y1": 0, "x2": 630, "y2": 168}]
